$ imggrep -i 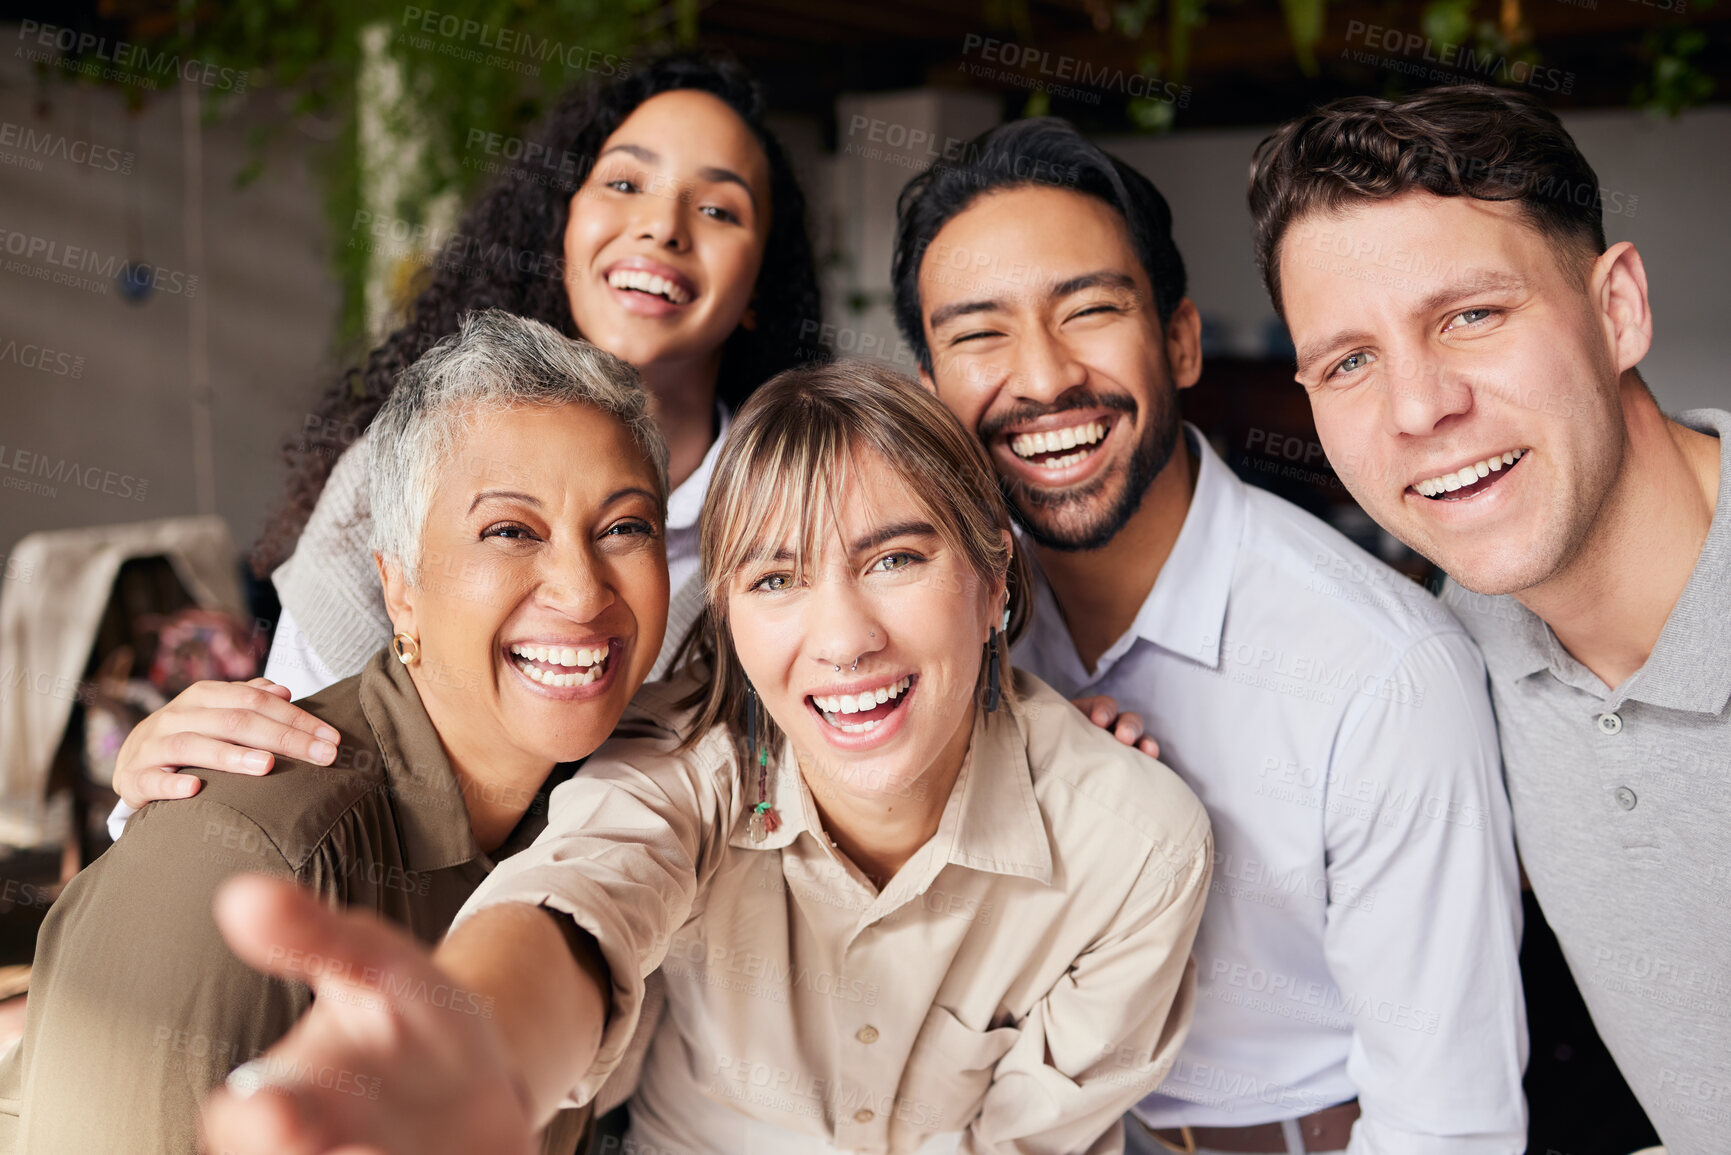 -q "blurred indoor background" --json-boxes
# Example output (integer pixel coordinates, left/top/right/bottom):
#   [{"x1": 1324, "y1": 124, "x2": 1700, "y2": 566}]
[{"x1": 1, "y1": 2, "x2": 1726, "y2": 1150}]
